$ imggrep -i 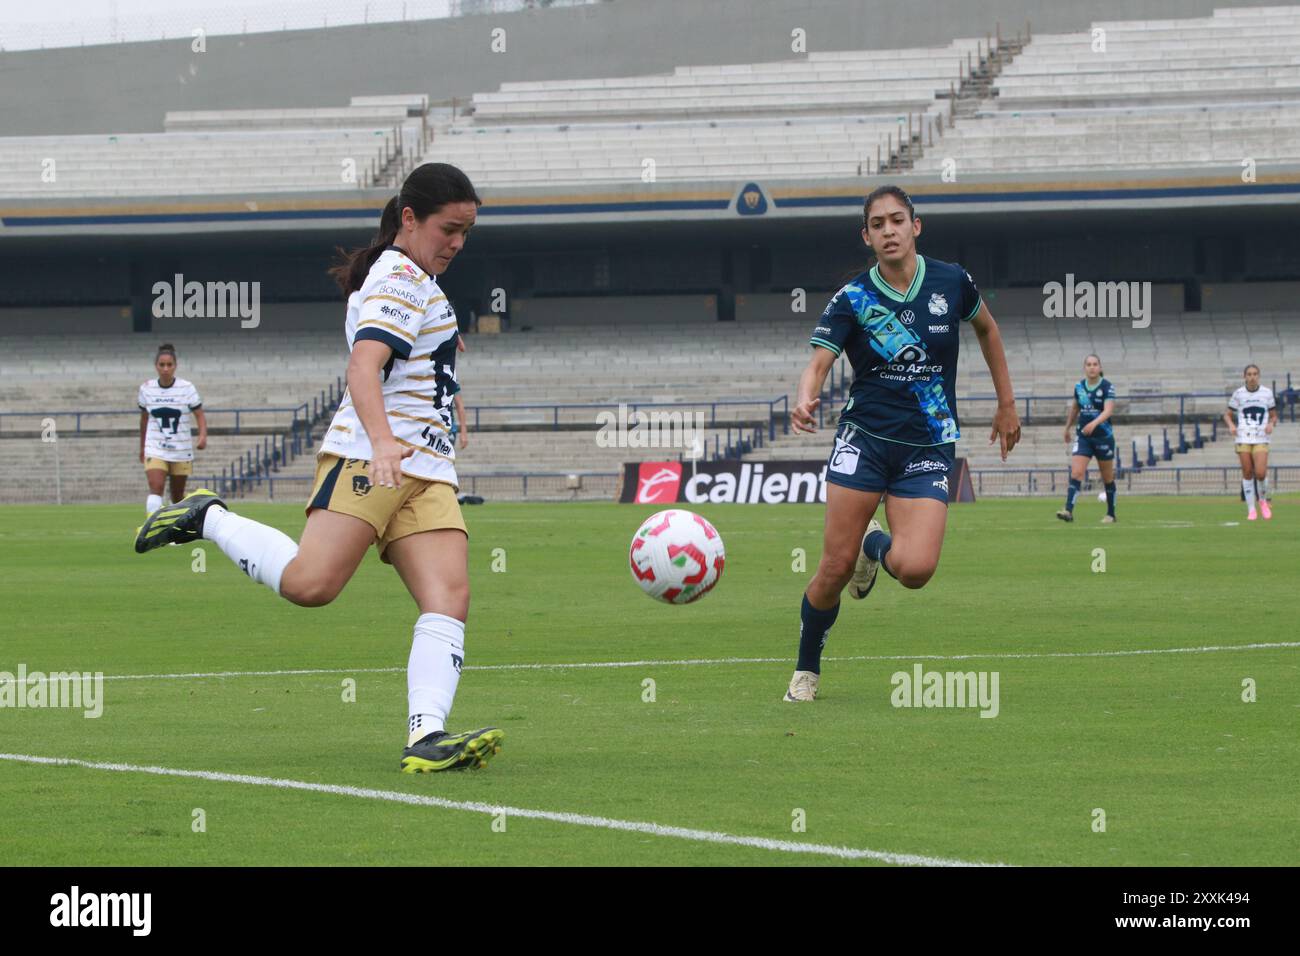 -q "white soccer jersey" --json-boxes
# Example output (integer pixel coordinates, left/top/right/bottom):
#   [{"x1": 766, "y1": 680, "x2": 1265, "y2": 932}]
[
  {"x1": 1229, "y1": 385, "x2": 1275, "y2": 444},
  {"x1": 138, "y1": 377, "x2": 202, "y2": 461},
  {"x1": 319, "y1": 247, "x2": 460, "y2": 486}
]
